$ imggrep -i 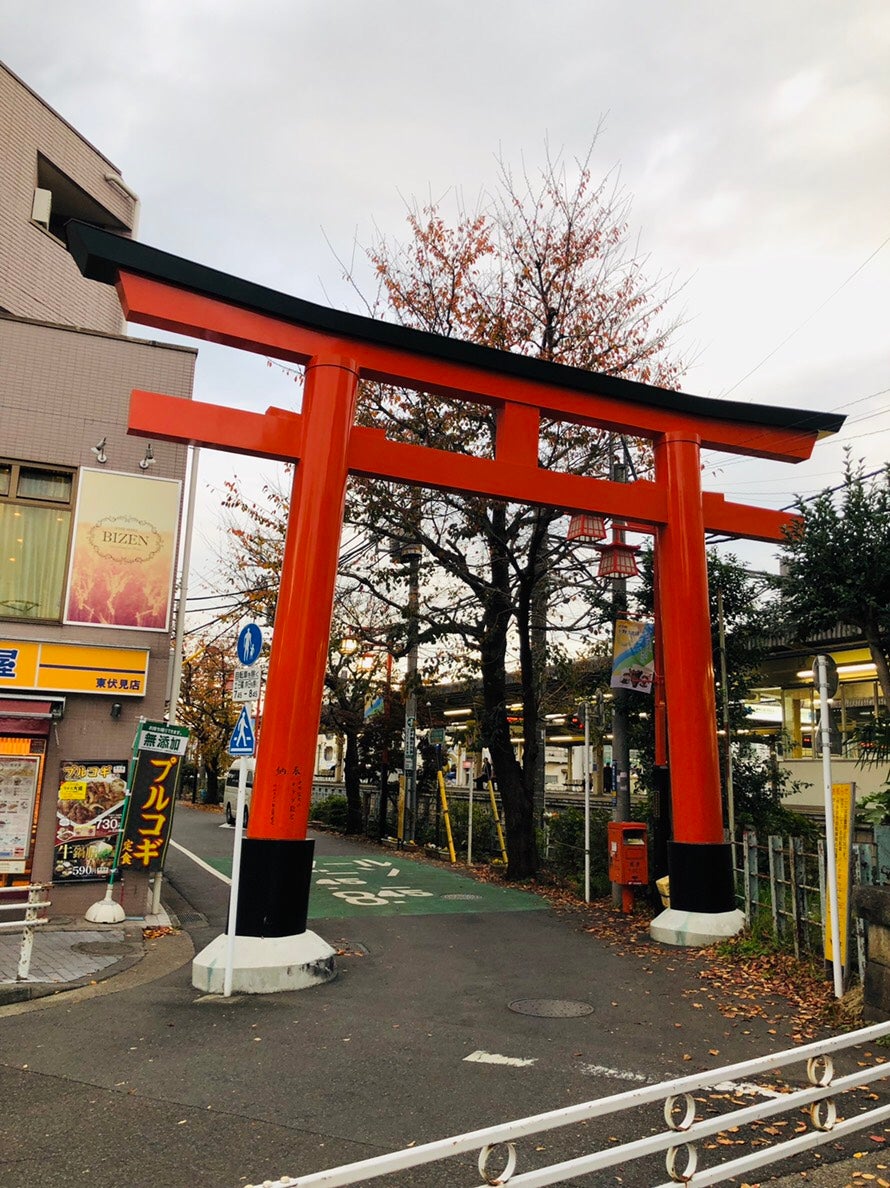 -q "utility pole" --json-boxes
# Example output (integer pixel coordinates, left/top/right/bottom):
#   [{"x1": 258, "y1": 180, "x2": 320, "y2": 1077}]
[
  {"x1": 716, "y1": 586, "x2": 735, "y2": 845},
  {"x1": 400, "y1": 539, "x2": 422, "y2": 841},
  {"x1": 611, "y1": 450, "x2": 632, "y2": 908}
]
